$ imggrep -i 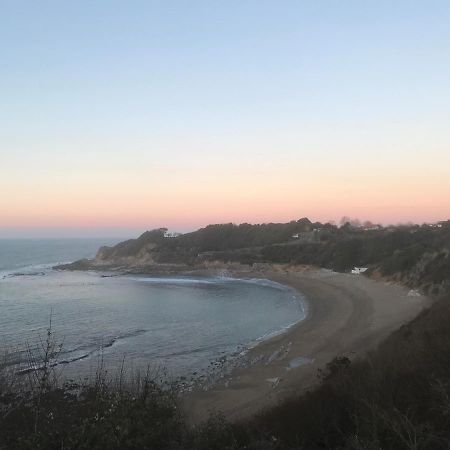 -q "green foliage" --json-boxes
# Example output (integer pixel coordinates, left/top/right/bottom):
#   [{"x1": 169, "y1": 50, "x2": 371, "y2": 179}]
[
  {"x1": 174, "y1": 219, "x2": 315, "y2": 252},
  {"x1": 96, "y1": 218, "x2": 320, "y2": 263}
]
